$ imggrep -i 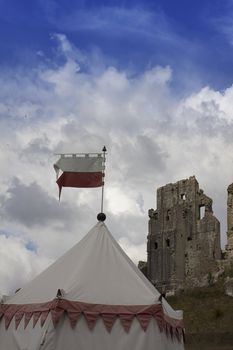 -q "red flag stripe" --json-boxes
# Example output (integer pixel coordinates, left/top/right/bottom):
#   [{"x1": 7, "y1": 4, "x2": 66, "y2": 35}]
[{"x1": 57, "y1": 172, "x2": 103, "y2": 189}]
